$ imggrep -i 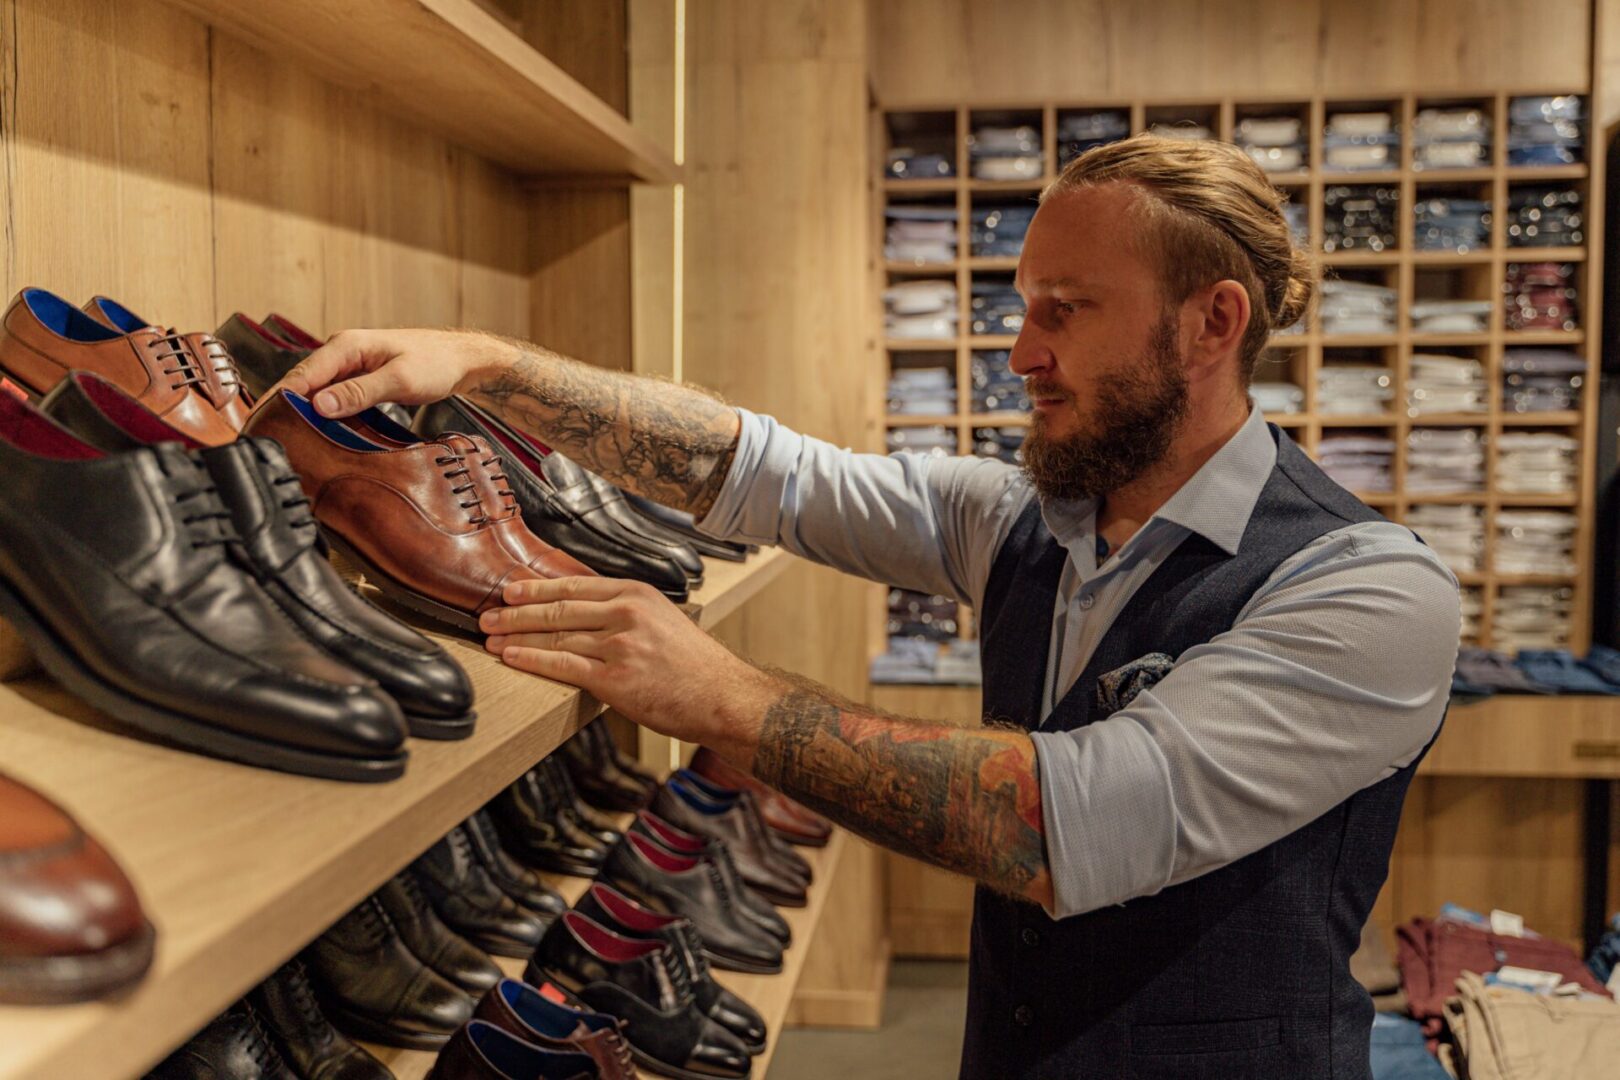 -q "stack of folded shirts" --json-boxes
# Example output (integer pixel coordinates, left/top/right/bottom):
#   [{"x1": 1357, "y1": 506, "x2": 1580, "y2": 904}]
[
  {"x1": 1283, "y1": 201, "x2": 1310, "y2": 246},
  {"x1": 869, "y1": 637, "x2": 982, "y2": 686},
  {"x1": 1443, "y1": 971, "x2": 1620, "y2": 1077},
  {"x1": 1459, "y1": 586, "x2": 1483, "y2": 643},
  {"x1": 1503, "y1": 262, "x2": 1579, "y2": 331},
  {"x1": 884, "y1": 205, "x2": 958, "y2": 264},
  {"x1": 970, "y1": 124, "x2": 1043, "y2": 181},
  {"x1": 1318, "y1": 279, "x2": 1396, "y2": 334},
  {"x1": 1322, "y1": 185, "x2": 1398, "y2": 252},
  {"x1": 1235, "y1": 115, "x2": 1306, "y2": 173},
  {"x1": 1317, "y1": 434, "x2": 1394, "y2": 492},
  {"x1": 1411, "y1": 107, "x2": 1490, "y2": 170},
  {"x1": 974, "y1": 426, "x2": 1025, "y2": 464},
  {"x1": 1413, "y1": 196, "x2": 1492, "y2": 252},
  {"x1": 970, "y1": 203, "x2": 1035, "y2": 257},
  {"x1": 1318, "y1": 364, "x2": 1393, "y2": 415},
  {"x1": 1508, "y1": 94, "x2": 1584, "y2": 166},
  {"x1": 970, "y1": 350, "x2": 1027, "y2": 413},
  {"x1": 886, "y1": 146, "x2": 954, "y2": 181},
  {"x1": 1323, "y1": 110, "x2": 1399, "y2": 172},
  {"x1": 1251, "y1": 381, "x2": 1304, "y2": 415},
  {"x1": 887, "y1": 588, "x2": 959, "y2": 642},
  {"x1": 1495, "y1": 510, "x2": 1577, "y2": 575},
  {"x1": 1406, "y1": 504, "x2": 1484, "y2": 574},
  {"x1": 884, "y1": 280, "x2": 958, "y2": 340},
  {"x1": 1057, "y1": 110, "x2": 1129, "y2": 166},
  {"x1": 1406, "y1": 353, "x2": 1486, "y2": 415},
  {"x1": 1507, "y1": 186, "x2": 1584, "y2": 248},
  {"x1": 1406, "y1": 427, "x2": 1485, "y2": 494},
  {"x1": 1495, "y1": 431, "x2": 1578, "y2": 495},
  {"x1": 886, "y1": 367, "x2": 956, "y2": 416},
  {"x1": 1494, "y1": 585, "x2": 1574, "y2": 650},
  {"x1": 1147, "y1": 121, "x2": 1213, "y2": 142},
  {"x1": 886, "y1": 425, "x2": 955, "y2": 457},
  {"x1": 1410, "y1": 299, "x2": 1491, "y2": 335},
  {"x1": 970, "y1": 280, "x2": 1025, "y2": 335},
  {"x1": 1502, "y1": 347, "x2": 1585, "y2": 413}
]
